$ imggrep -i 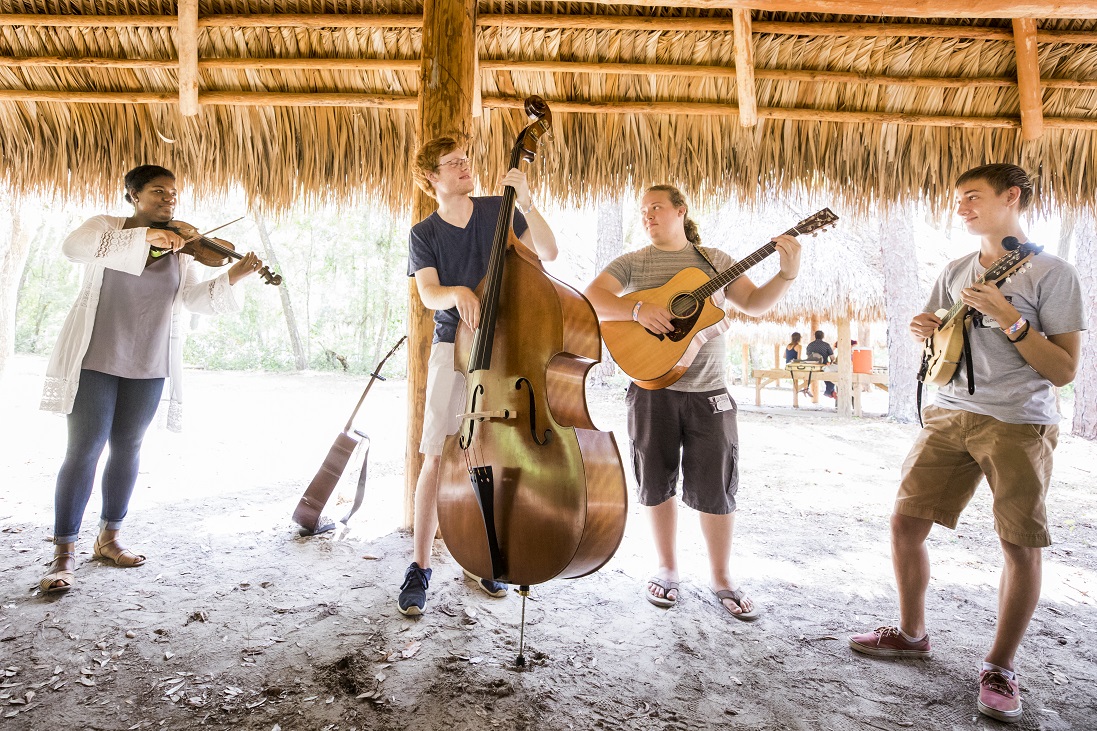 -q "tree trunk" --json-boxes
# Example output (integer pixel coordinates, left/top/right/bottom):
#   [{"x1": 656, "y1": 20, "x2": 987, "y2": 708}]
[
  {"x1": 1072, "y1": 212, "x2": 1096, "y2": 440},
  {"x1": 255, "y1": 216, "x2": 308, "y2": 371},
  {"x1": 406, "y1": 0, "x2": 476, "y2": 529},
  {"x1": 1058, "y1": 209, "x2": 1075, "y2": 260},
  {"x1": 879, "y1": 206, "x2": 923, "y2": 423},
  {"x1": 0, "y1": 200, "x2": 30, "y2": 378},
  {"x1": 592, "y1": 197, "x2": 624, "y2": 382}
]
